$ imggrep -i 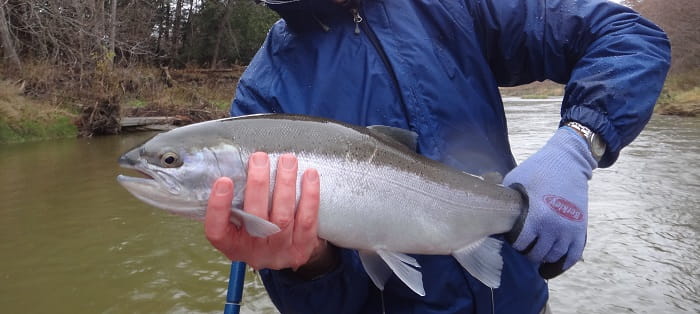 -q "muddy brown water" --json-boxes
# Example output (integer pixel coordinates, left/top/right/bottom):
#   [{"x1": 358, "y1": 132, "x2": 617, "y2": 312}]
[{"x1": 1, "y1": 99, "x2": 698, "y2": 313}]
